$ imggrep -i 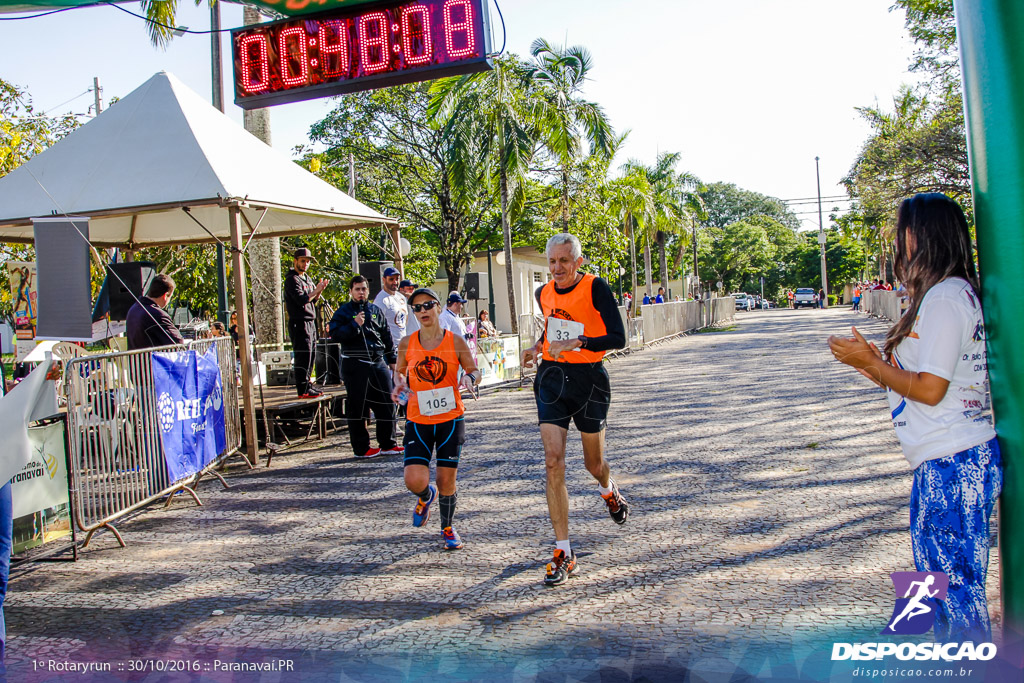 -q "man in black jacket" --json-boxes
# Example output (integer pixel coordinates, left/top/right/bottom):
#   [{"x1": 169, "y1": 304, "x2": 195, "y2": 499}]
[
  {"x1": 329, "y1": 275, "x2": 403, "y2": 458},
  {"x1": 126, "y1": 274, "x2": 185, "y2": 350},
  {"x1": 284, "y1": 247, "x2": 328, "y2": 398}
]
